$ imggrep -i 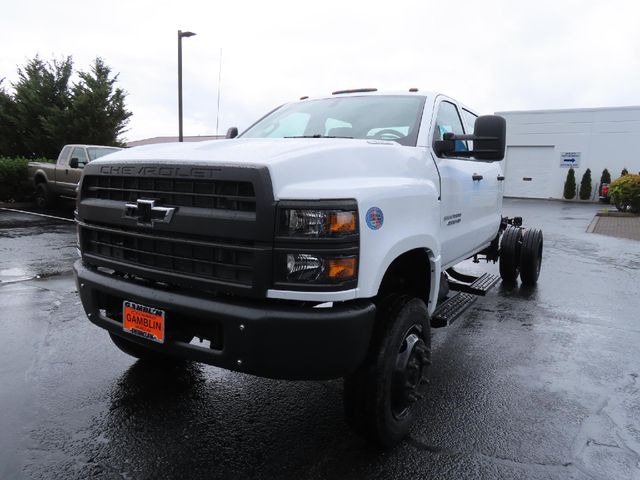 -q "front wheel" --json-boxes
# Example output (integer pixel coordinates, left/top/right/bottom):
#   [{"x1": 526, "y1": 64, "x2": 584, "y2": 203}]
[{"x1": 344, "y1": 294, "x2": 431, "y2": 448}]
